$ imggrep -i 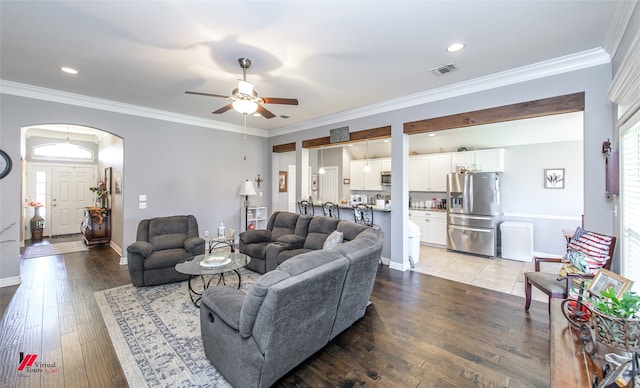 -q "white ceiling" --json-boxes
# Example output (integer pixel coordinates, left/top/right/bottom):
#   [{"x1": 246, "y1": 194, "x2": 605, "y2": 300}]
[{"x1": 0, "y1": 1, "x2": 621, "y2": 134}]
